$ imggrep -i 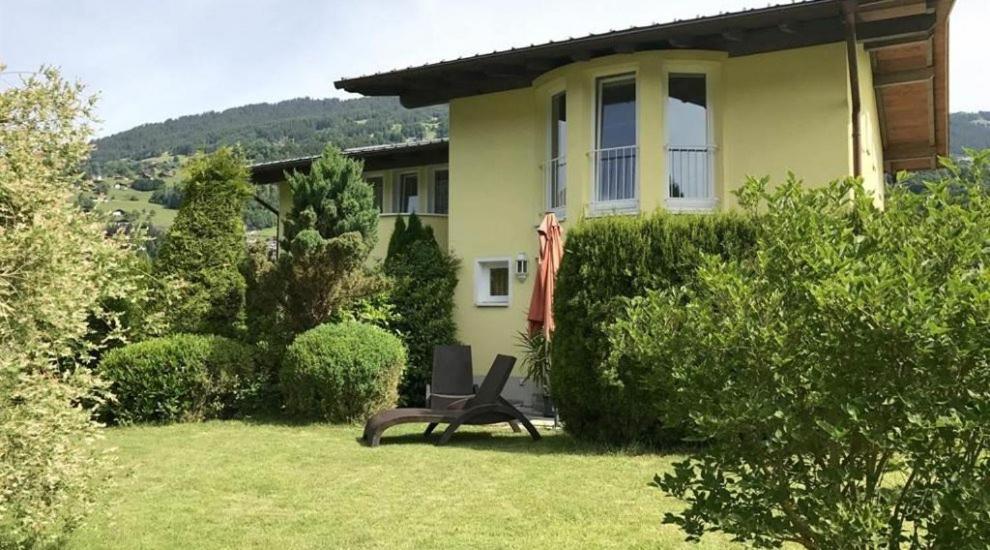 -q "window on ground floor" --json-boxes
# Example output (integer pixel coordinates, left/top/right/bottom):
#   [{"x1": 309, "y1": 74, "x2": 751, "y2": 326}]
[
  {"x1": 431, "y1": 169, "x2": 449, "y2": 214},
  {"x1": 366, "y1": 176, "x2": 384, "y2": 212},
  {"x1": 475, "y1": 258, "x2": 511, "y2": 307},
  {"x1": 396, "y1": 172, "x2": 419, "y2": 213}
]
